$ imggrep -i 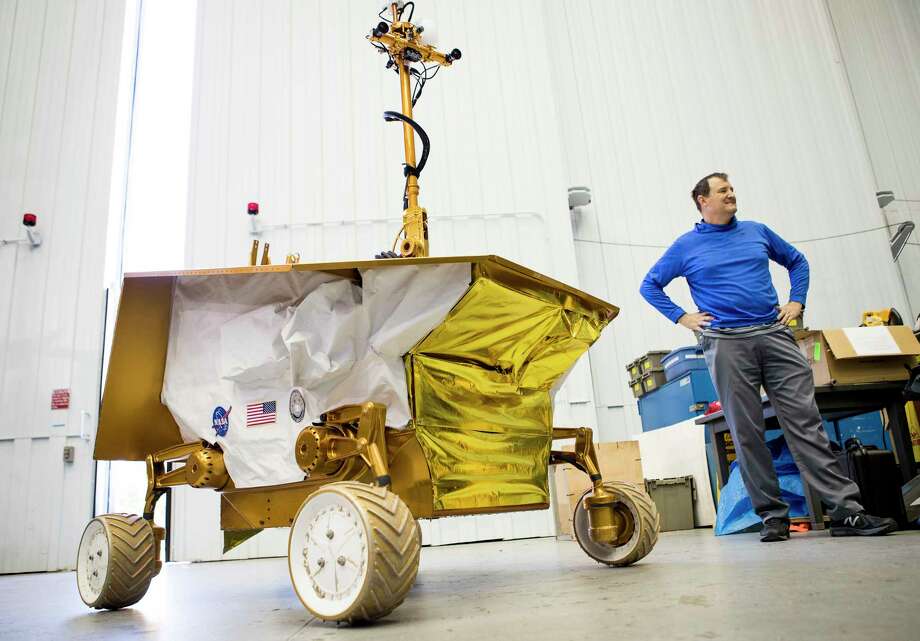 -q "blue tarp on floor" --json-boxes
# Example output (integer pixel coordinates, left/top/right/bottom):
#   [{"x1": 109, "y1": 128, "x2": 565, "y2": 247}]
[{"x1": 715, "y1": 435, "x2": 808, "y2": 535}]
